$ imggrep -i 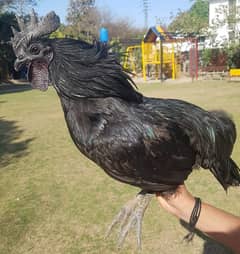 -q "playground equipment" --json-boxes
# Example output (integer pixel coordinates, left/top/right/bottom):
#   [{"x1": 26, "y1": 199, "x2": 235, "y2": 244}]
[
  {"x1": 123, "y1": 26, "x2": 198, "y2": 81},
  {"x1": 141, "y1": 26, "x2": 177, "y2": 81},
  {"x1": 123, "y1": 45, "x2": 141, "y2": 74},
  {"x1": 229, "y1": 68, "x2": 240, "y2": 81}
]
